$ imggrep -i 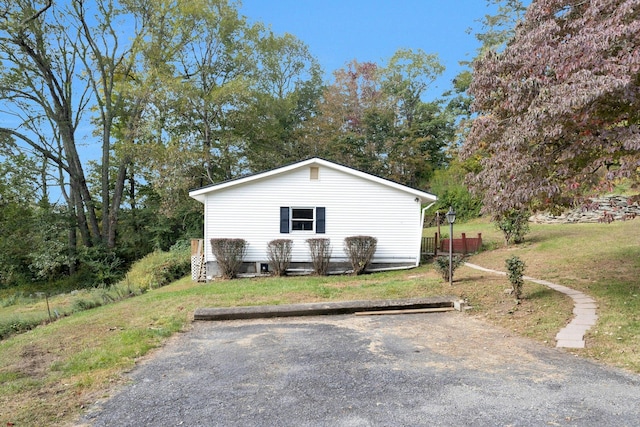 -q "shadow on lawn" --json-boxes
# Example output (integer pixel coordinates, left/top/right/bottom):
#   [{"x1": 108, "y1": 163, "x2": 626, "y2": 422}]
[{"x1": 525, "y1": 287, "x2": 556, "y2": 300}]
